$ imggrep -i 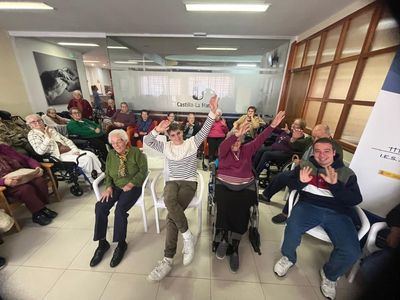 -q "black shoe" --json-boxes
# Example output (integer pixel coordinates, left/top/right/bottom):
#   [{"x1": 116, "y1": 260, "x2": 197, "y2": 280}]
[
  {"x1": 41, "y1": 207, "x2": 58, "y2": 219},
  {"x1": 0, "y1": 256, "x2": 6, "y2": 270},
  {"x1": 110, "y1": 242, "x2": 127, "y2": 268},
  {"x1": 258, "y1": 179, "x2": 269, "y2": 188},
  {"x1": 90, "y1": 241, "x2": 110, "y2": 267},
  {"x1": 32, "y1": 213, "x2": 52, "y2": 226},
  {"x1": 258, "y1": 193, "x2": 271, "y2": 204},
  {"x1": 229, "y1": 251, "x2": 239, "y2": 273},
  {"x1": 271, "y1": 213, "x2": 287, "y2": 224}
]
